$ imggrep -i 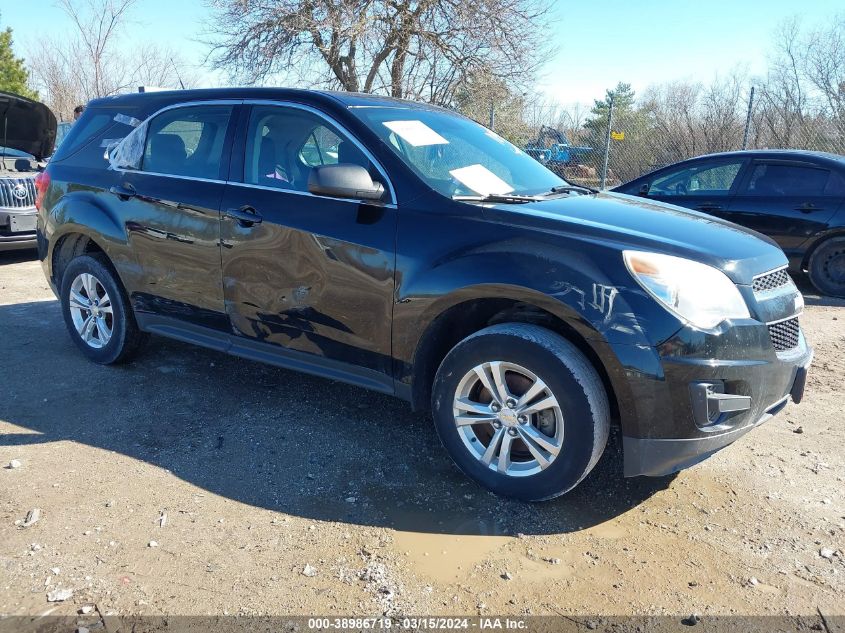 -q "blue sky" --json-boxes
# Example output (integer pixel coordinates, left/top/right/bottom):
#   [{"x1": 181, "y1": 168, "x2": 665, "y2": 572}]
[{"x1": 3, "y1": 0, "x2": 843, "y2": 106}]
